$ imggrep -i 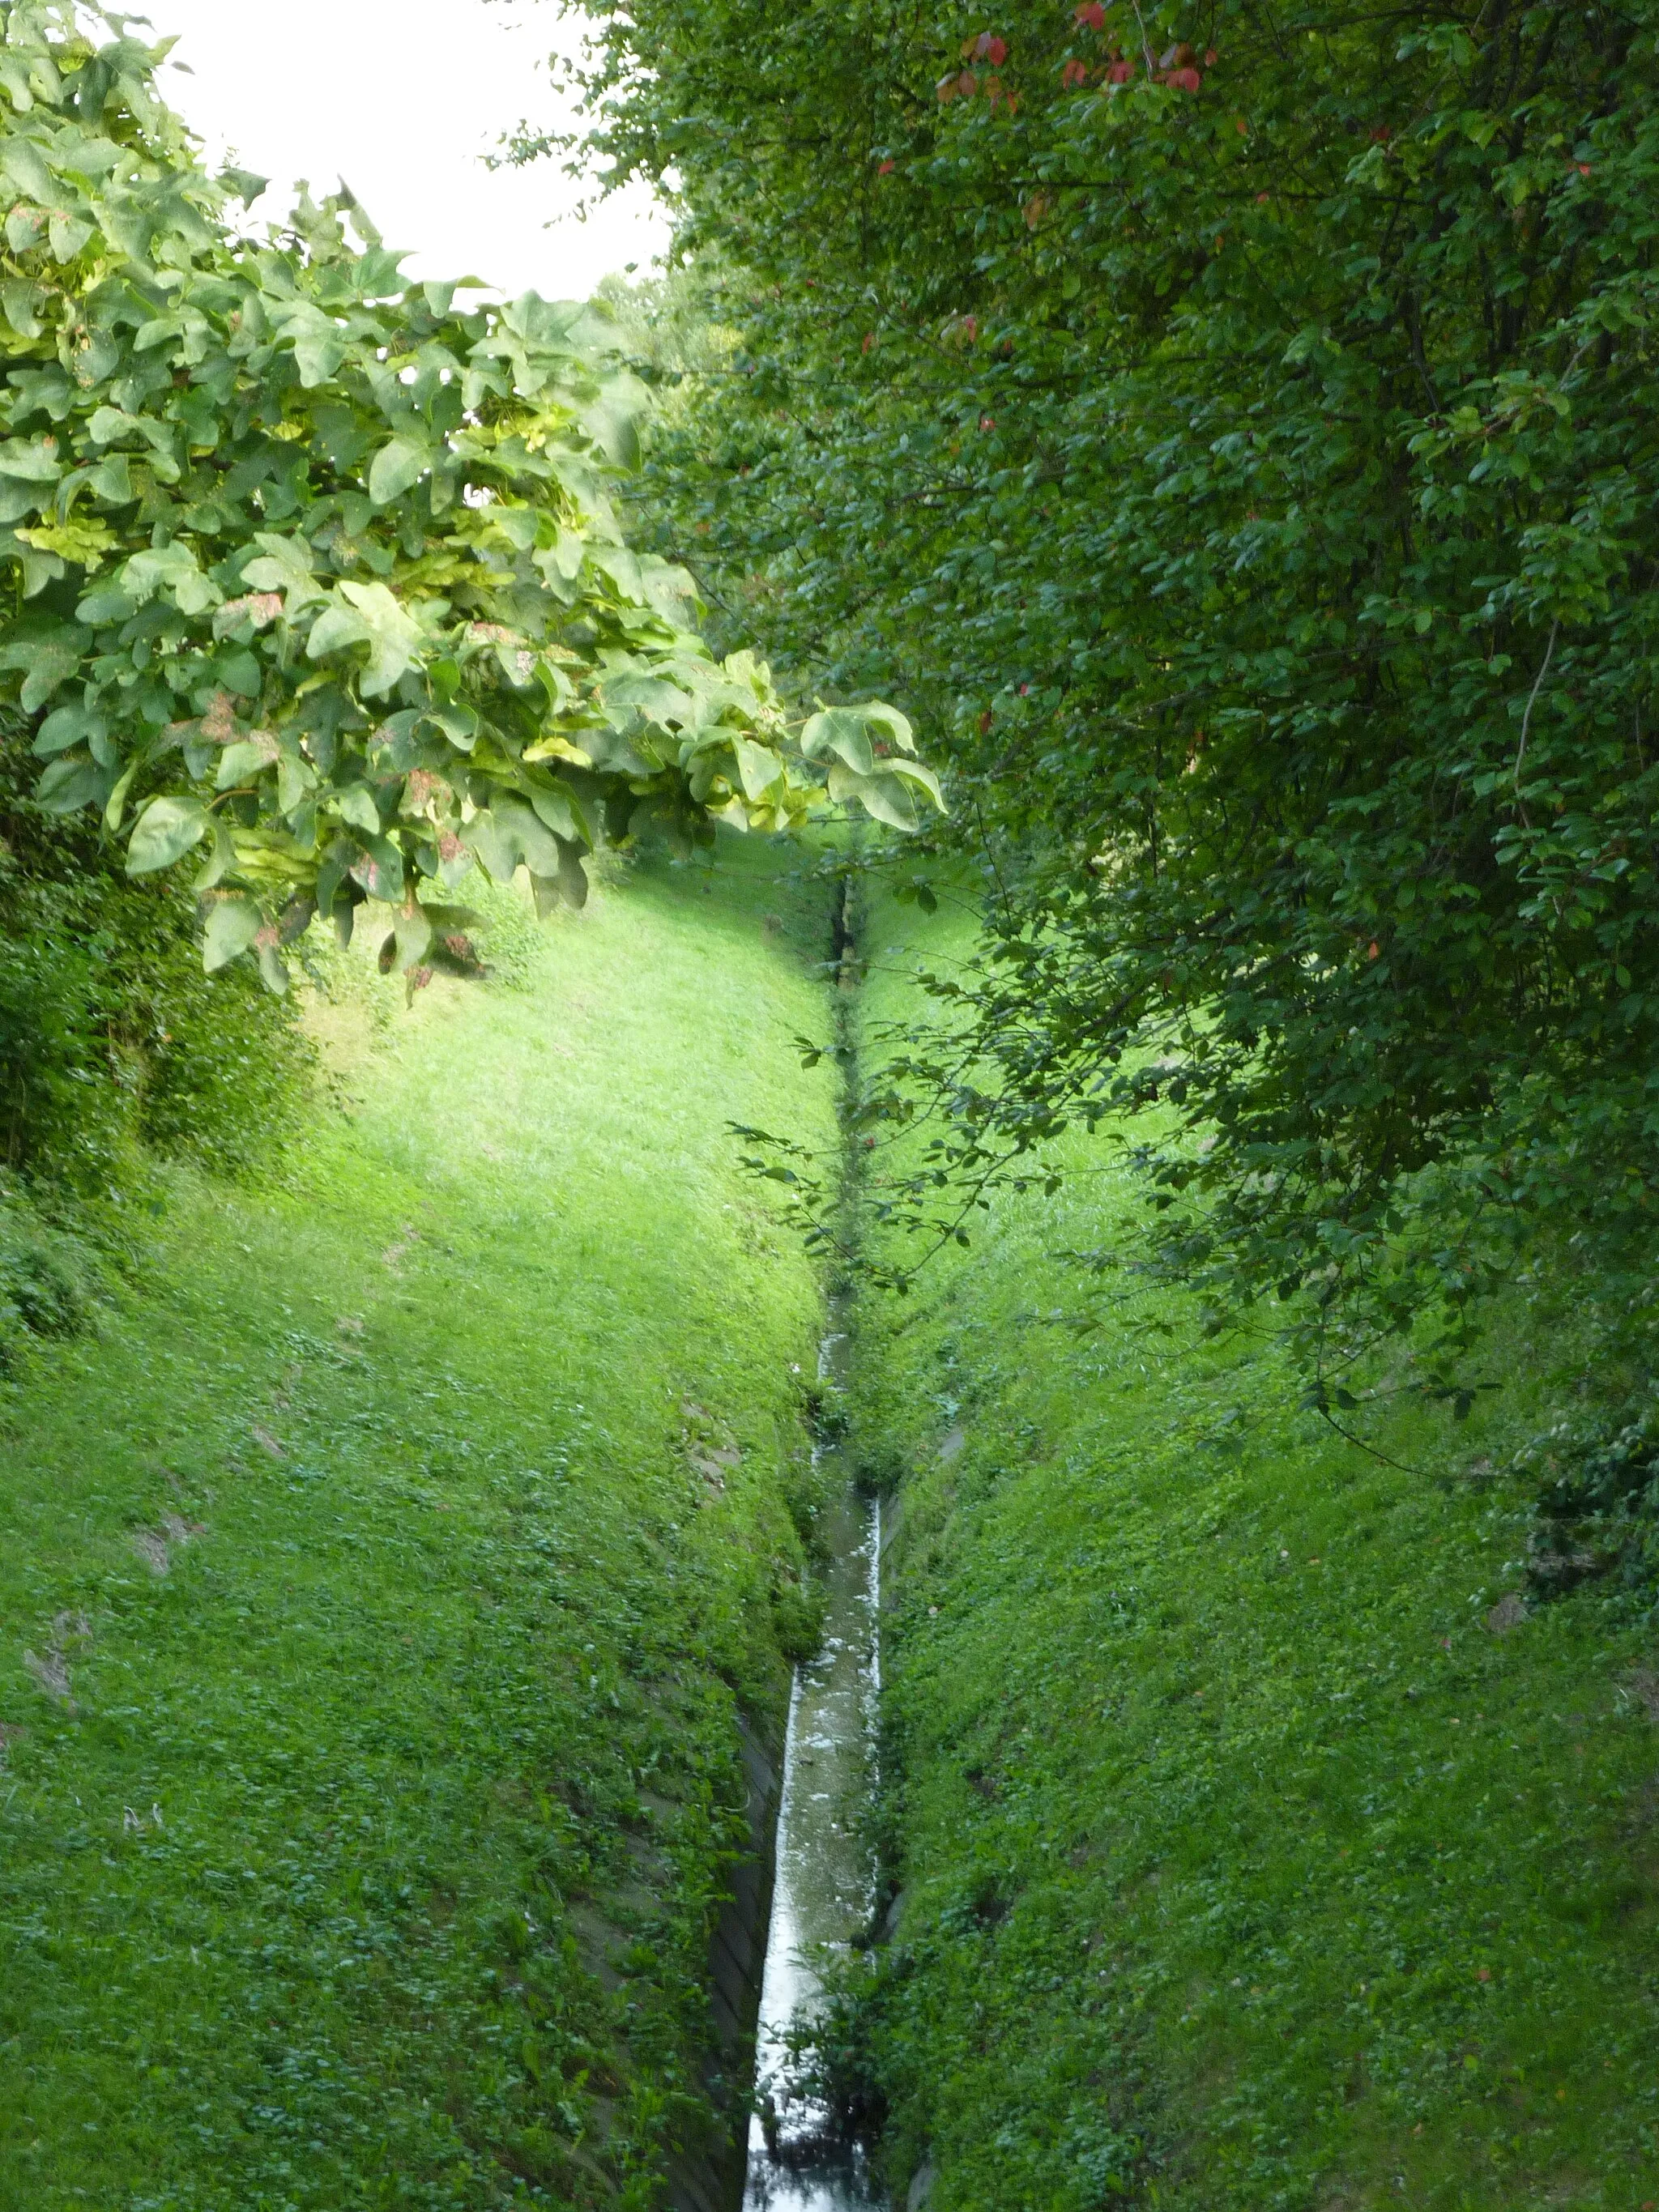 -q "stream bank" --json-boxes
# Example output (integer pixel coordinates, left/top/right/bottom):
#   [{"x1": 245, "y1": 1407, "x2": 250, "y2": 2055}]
[
  {"x1": 837, "y1": 882, "x2": 1659, "y2": 2211},
  {"x1": 740, "y1": 1324, "x2": 881, "y2": 2212},
  {"x1": 0, "y1": 837, "x2": 838, "y2": 2212}
]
